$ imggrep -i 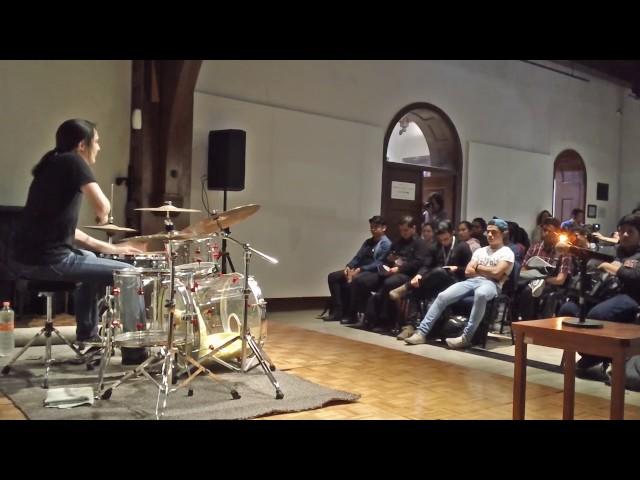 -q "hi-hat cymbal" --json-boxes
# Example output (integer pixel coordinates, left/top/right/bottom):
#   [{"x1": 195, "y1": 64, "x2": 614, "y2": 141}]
[
  {"x1": 183, "y1": 204, "x2": 260, "y2": 235},
  {"x1": 135, "y1": 202, "x2": 201, "y2": 213},
  {"x1": 84, "y1": 224, "x2": 138, "y2": 233},
  {"x1": 119, "y1": 231, "x2": 201, "y2": 243}
]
